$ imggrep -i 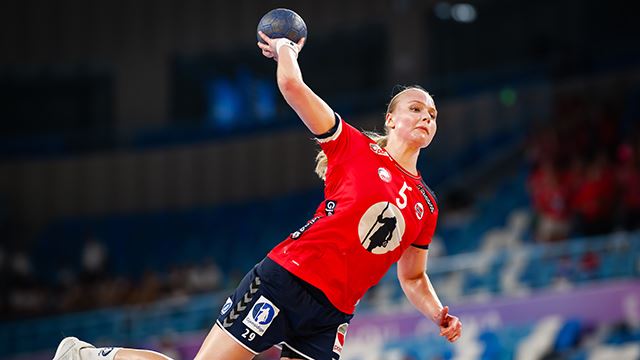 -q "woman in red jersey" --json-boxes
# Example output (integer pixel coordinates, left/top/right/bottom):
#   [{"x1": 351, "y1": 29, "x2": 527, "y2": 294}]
[{"x1": 53, "y1": 32, "x2": 461, "y2": 360}]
